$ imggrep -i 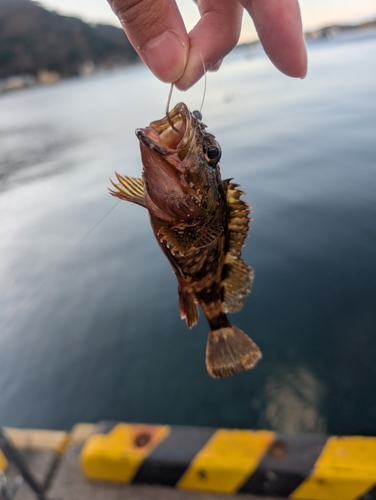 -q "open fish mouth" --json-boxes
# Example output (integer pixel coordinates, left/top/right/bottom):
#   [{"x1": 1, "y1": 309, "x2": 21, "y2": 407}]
[{"x1": 135, "y1": 103, "x2": 197, "y2": 160}]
